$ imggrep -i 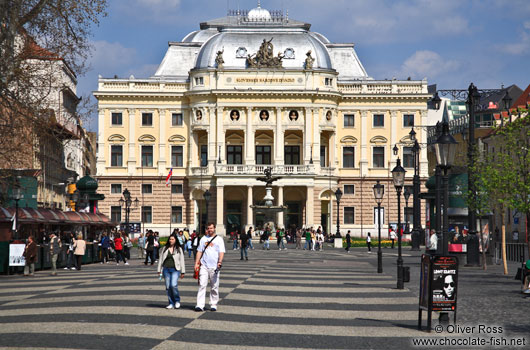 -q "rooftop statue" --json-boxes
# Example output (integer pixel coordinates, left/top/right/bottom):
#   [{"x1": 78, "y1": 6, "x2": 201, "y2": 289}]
[
  {"x1": 215, "y1": 49, "x2": 224, "y2": 69},
  {"x1": 246, "y1": 38, "x2": 283, "y2": 68},
  {"x1": 305, "y1": 50, "x2": 315, "y2": 69},
  {"x1": 256, "y1": 167, "x2": 282, "y2": 187}
]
